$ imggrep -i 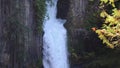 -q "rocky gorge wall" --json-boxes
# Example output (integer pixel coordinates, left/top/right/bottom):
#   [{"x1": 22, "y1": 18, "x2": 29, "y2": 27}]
[
  {"x1": 0, "y1": 0, "x2": 101, "y2": 68},
  {"x1": 57, "y1": 0, "x2": 89, "y2": 66},
  {"x1": 65, "y1": 0, "x2": 89, "y2": 67},
  {"x1": 57, "y1": 0, "x2": 101, "y2": 67},
  {"x1": 0, "y1": 0, "x2": 43, "y2": 68}
]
